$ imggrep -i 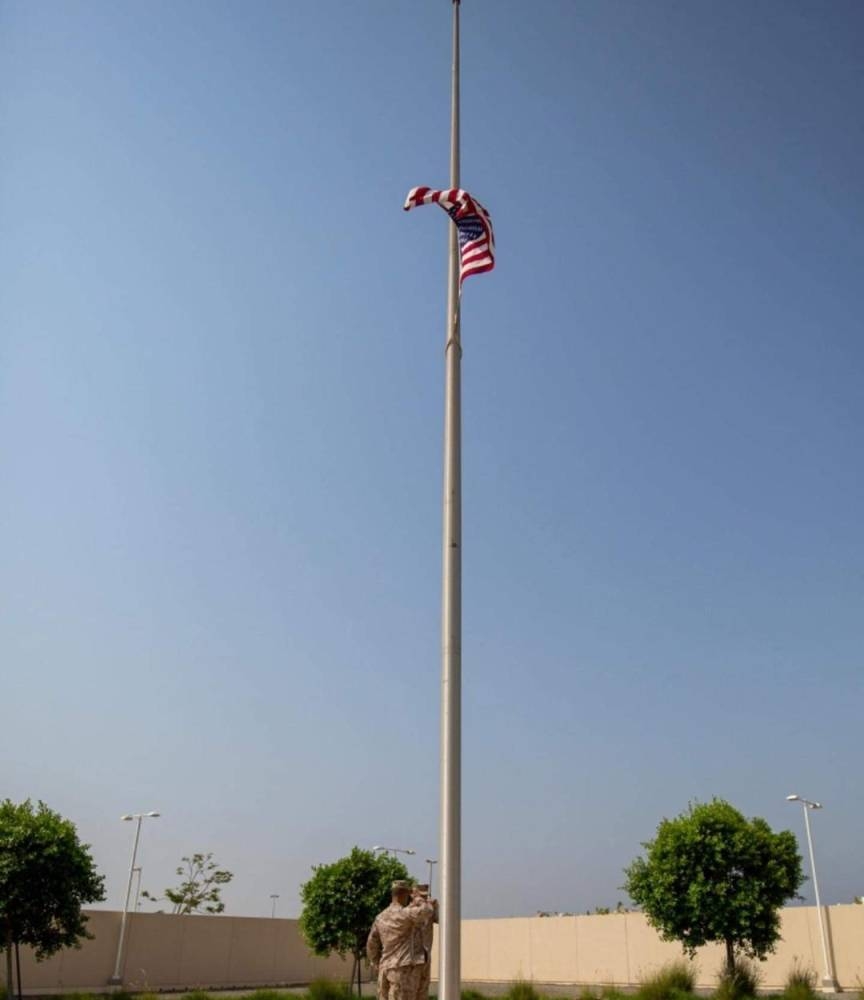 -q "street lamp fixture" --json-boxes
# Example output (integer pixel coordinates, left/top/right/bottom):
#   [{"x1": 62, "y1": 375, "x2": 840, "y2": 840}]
[
  {"x1": 425, "y1": 859, "x2": 438, "y2": 895},
  {"x1": 109, "y1": 811, "x2": 161, "y2": 985},
  {"x1": 786, "y1": 794, "x2": 836, "y2": 992},
  {"x1": 270, "y1": 894, "x2": 280, "y2": 919},
  {"x1": 372, "y1": 845, "x2": 416, "y2": 858}
]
